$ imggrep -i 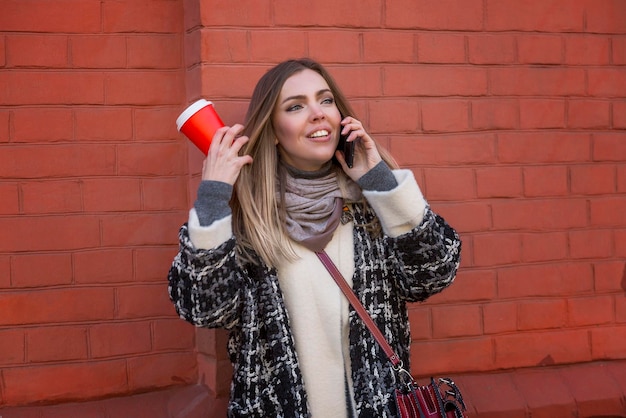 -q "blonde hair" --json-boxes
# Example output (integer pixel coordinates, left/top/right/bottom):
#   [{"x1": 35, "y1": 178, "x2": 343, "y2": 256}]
[{"x1": 232, "y1": 58, "x2": 398, "y2": 267}]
